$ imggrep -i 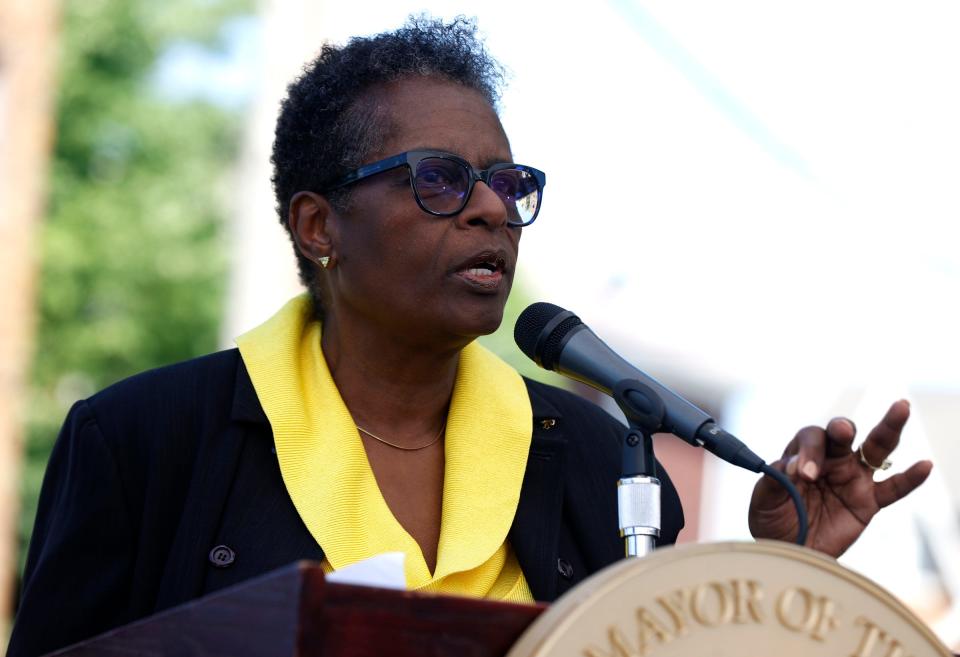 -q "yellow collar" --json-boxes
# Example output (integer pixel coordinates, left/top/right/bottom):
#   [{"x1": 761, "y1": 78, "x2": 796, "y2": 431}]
[{"x1": 236, "y1": 295, "x2": 533, "y2": 589}]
